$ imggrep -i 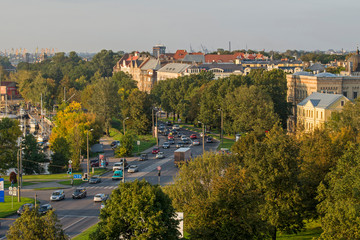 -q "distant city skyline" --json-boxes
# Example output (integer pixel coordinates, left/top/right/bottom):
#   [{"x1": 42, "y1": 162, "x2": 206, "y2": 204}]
[{"x1": 1, "y1": 0, "x2": 359, "y2": 53}]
